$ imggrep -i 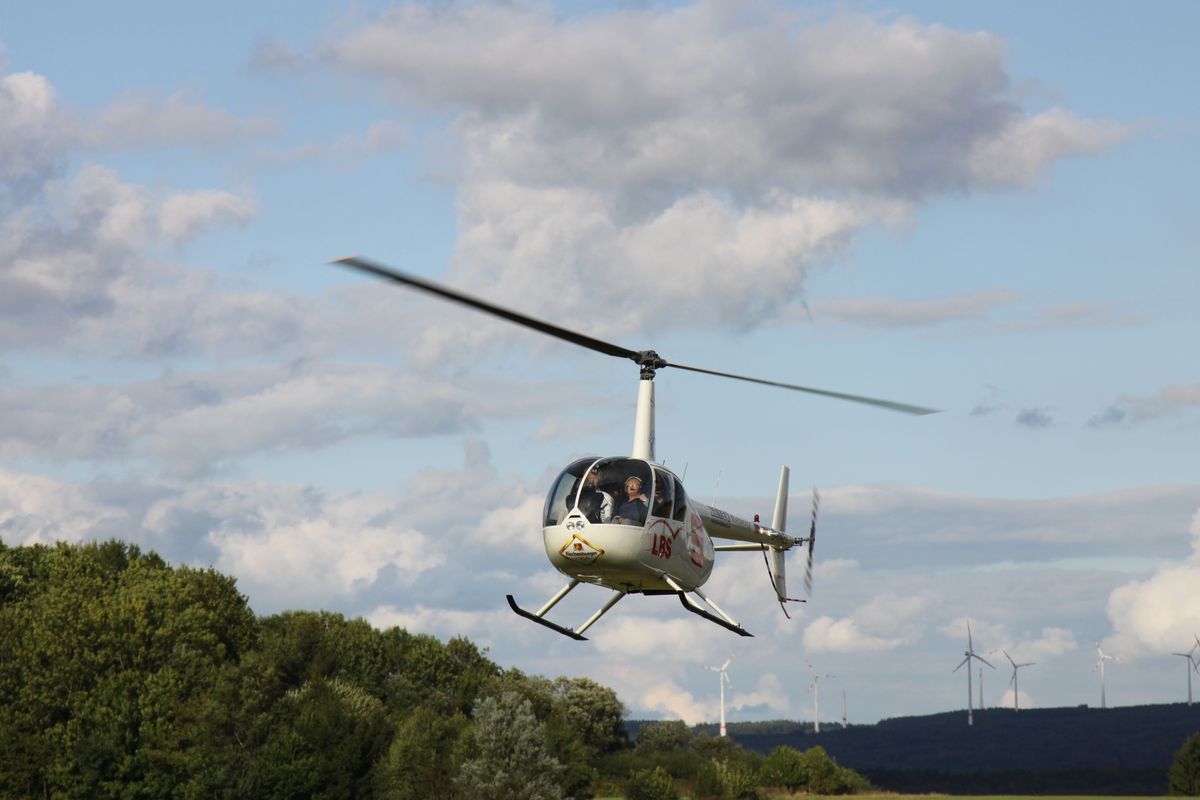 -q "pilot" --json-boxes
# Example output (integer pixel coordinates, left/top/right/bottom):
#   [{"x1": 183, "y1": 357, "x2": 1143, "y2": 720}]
[
  {"x1": 614, "y1": 475, "x2": 649, "y2": 525},
  {"x1": 577, "y1": 467, "x2": 614, "y2": 524}
]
